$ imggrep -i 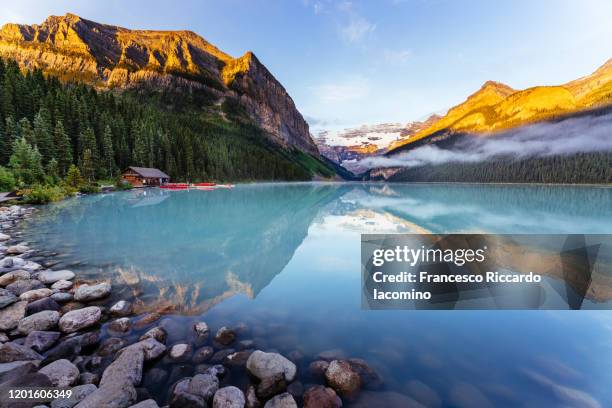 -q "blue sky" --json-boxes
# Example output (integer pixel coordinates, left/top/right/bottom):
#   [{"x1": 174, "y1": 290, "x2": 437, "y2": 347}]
[{"x1": 1, "y1": 0, "x2": 612, "y2": 131}]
